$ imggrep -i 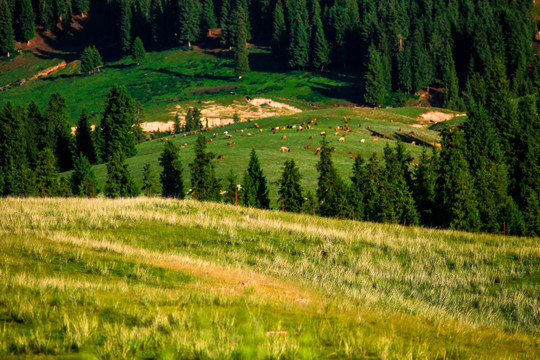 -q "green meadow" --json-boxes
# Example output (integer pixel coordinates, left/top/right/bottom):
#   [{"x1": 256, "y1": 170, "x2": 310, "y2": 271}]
[{"x1": 0, "y1": 198, "x2": 538, "y2": 358}]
